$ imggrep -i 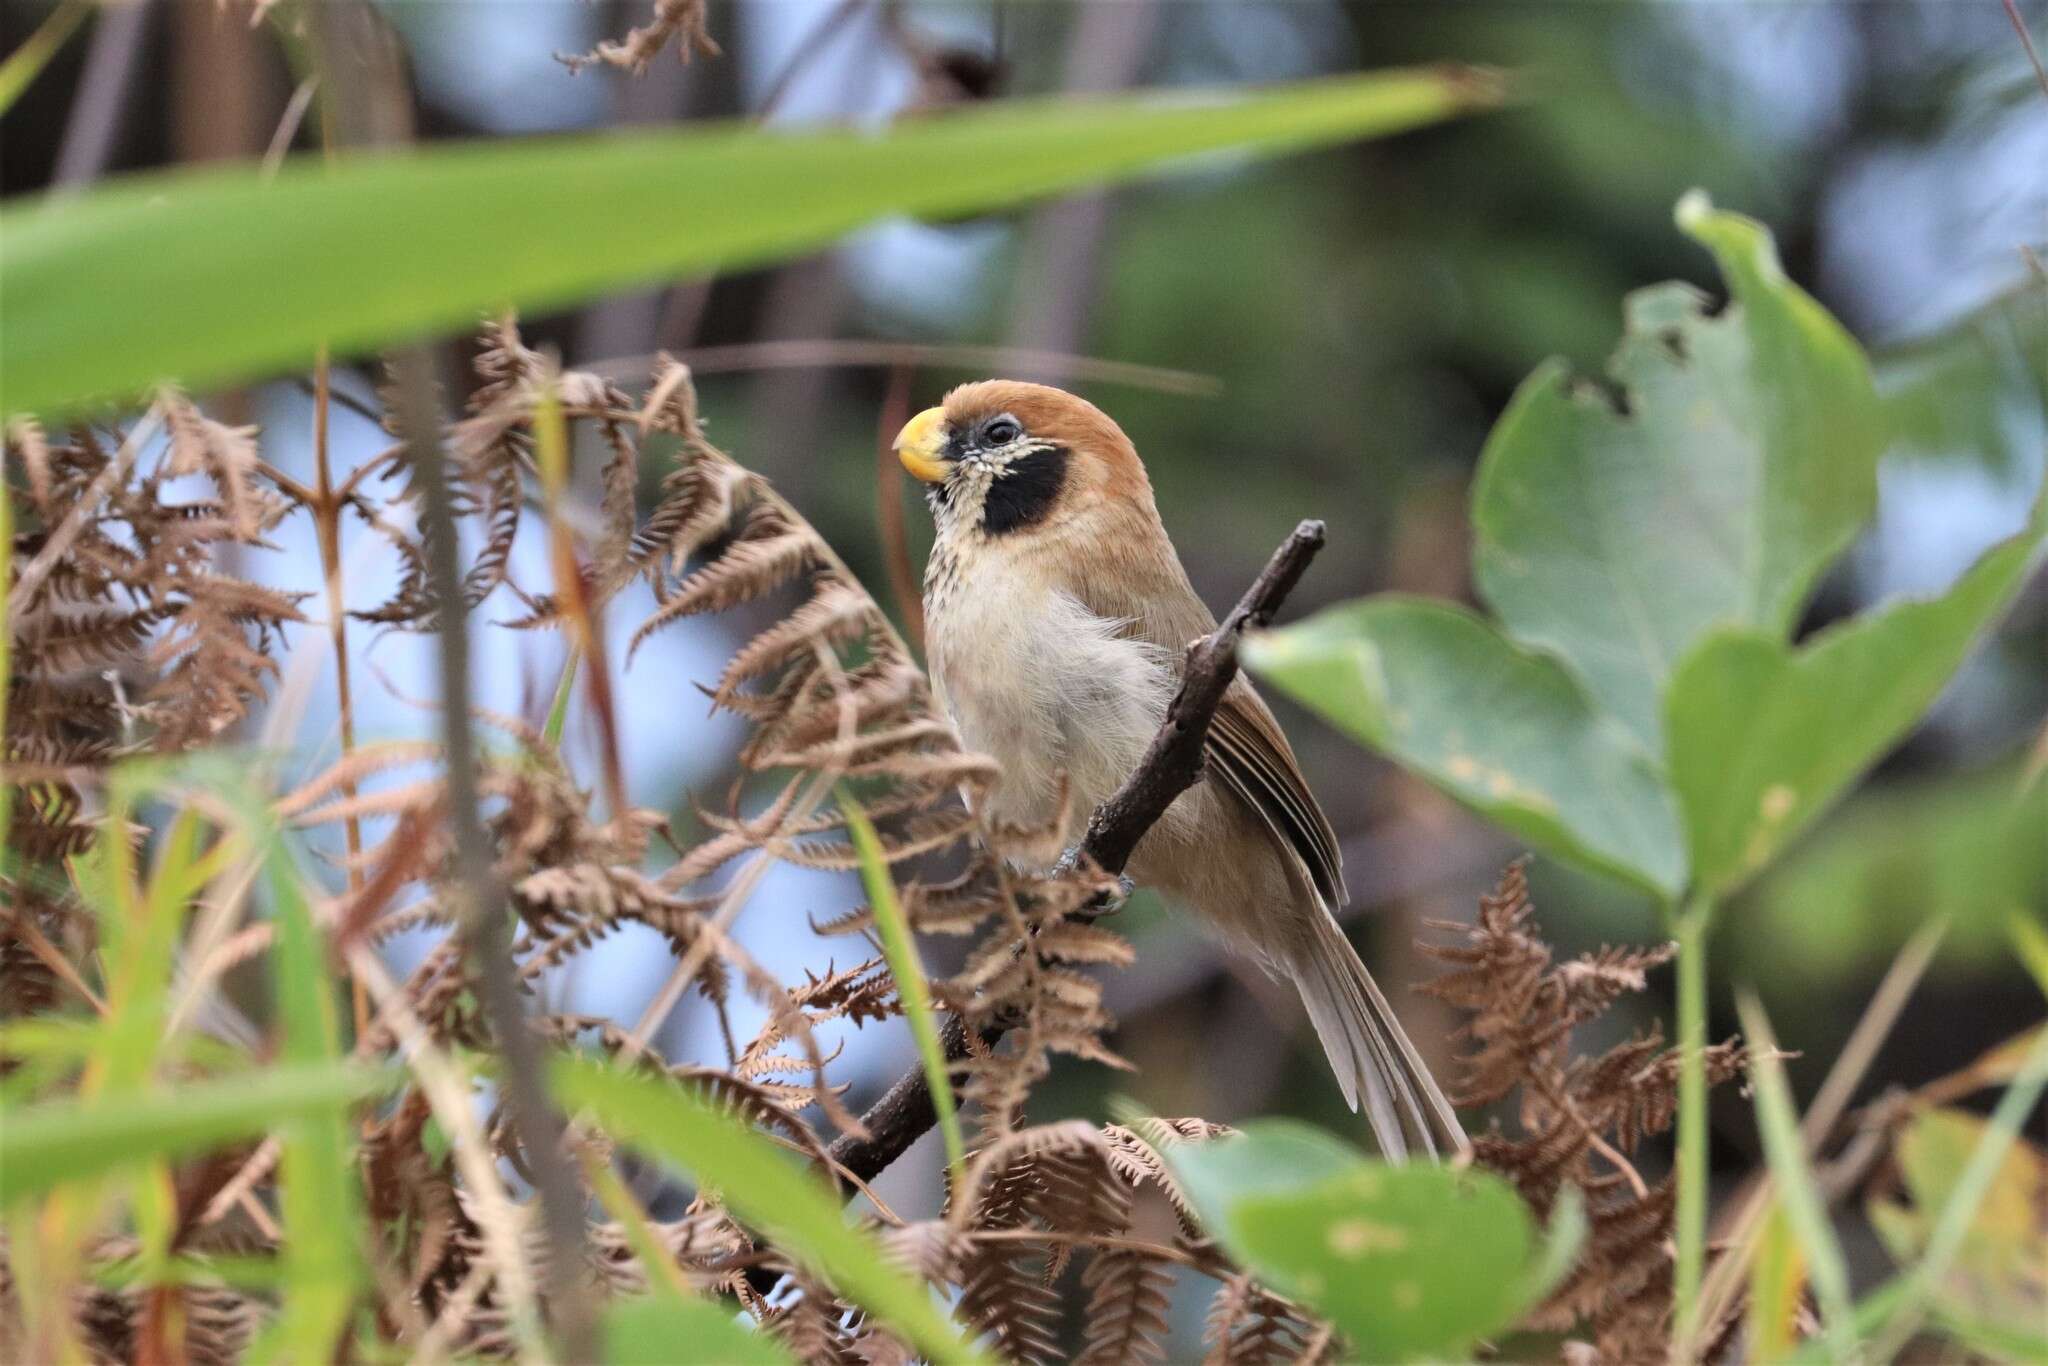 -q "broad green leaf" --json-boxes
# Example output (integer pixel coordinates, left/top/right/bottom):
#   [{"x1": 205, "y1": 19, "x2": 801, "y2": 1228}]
[
  {"x1": 1155, "y1": 1119, "x2": 1361, "y2": 1237},
  {"x1": 1230, "y1": 1167, "x2": 1536, "y2": 1361},
  {"x1": 601, "y1": 1295, "x2": 794, "y2": 1366},
  {"x1": 549, "y1": 1053, "x2": 988, "y2": 1366},
  {"x1": 1867, "y1": 1108, "x2": 2048, "y2": 1349},
  {"x1": 0, "y1": 1062, "x2": 392, "y2": 1204},
  {"x1": 1158, "y1": 1122, "x2": 1540, "y2": 1362},
  {"x1": 0, "y1": 69, "x2": 1496, "y2": 419},
  {"x1": 1666, "y1": 491, "x2": 2047, "y2": 896},
  {"x1": 841, "y1": 790, "x2": 963, "y2": 1177},
  {"x1": 1245, "y1": 596, "x2": 1685, "y2": 896},
  {"x1": 1472, "y1": 192, "x2": 1883, "y2": 750}
]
